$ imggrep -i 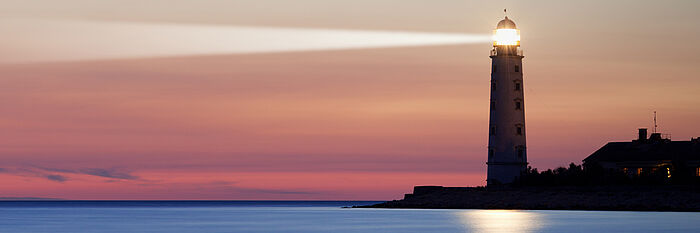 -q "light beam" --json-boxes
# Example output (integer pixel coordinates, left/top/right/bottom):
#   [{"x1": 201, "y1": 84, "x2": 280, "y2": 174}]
[{"x1": 0, "y1": 19, "x2": 491, "y2": 63}]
